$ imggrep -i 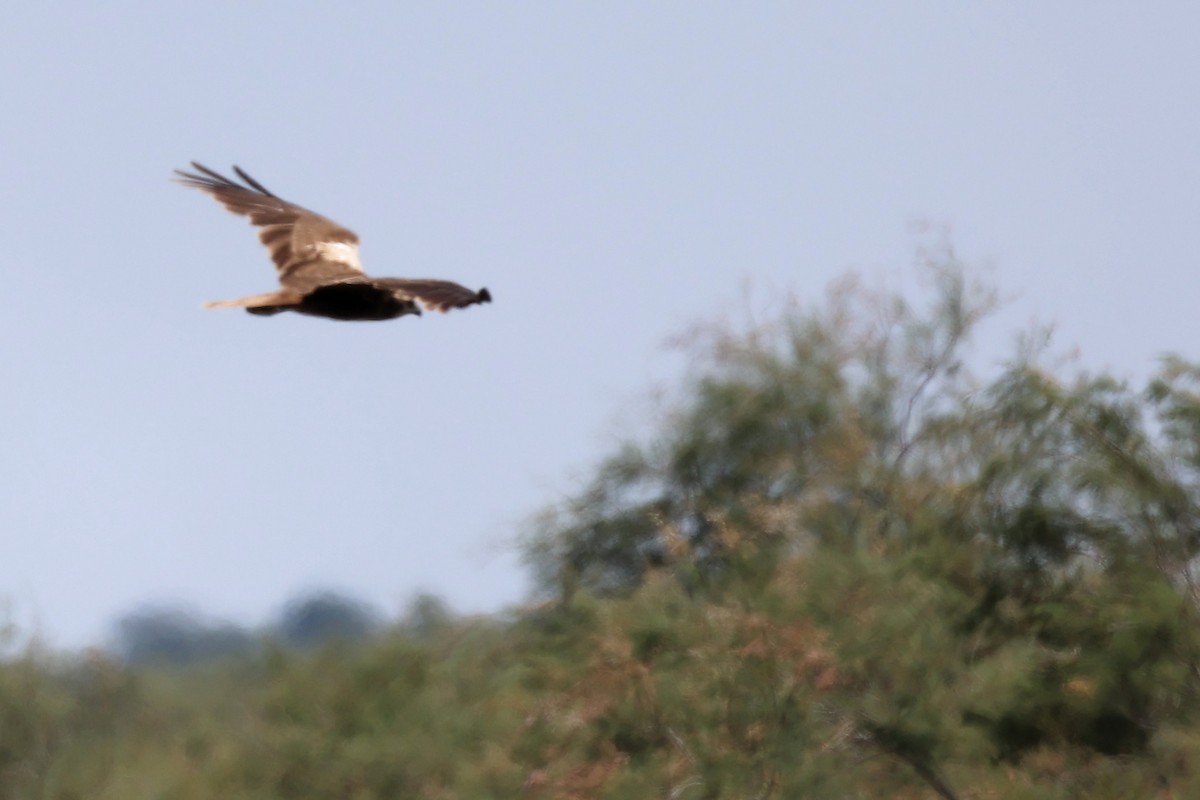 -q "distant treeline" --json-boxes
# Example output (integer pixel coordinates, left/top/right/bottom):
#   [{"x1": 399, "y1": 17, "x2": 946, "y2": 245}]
[{"x1": 110, "y1": 590, "x2": 453, "y2": 664}]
